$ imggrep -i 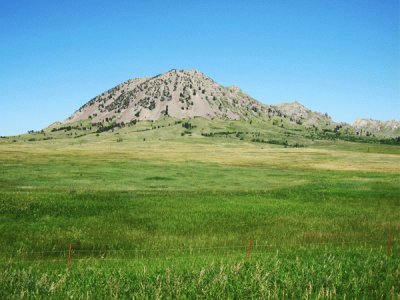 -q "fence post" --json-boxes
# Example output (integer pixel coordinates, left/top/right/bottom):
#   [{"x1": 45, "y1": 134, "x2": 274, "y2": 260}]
[
  {"x1": 68, "y1": 242, "x2": 72, "y2": 272},
  {"x1": 247, "y1": 240, "x2": 253, "y2": 259},
  {"x1": 387, "y1": 235, "x2": 391, "y2": 257}
]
